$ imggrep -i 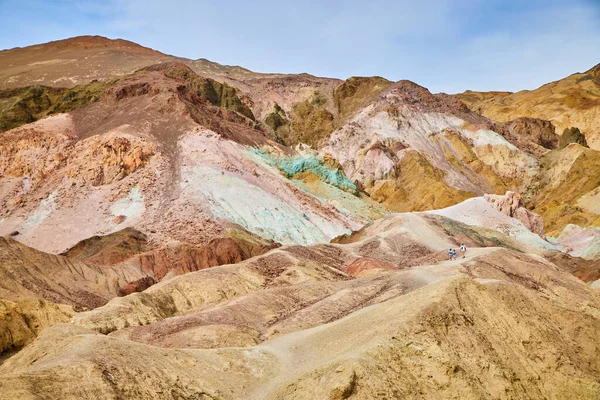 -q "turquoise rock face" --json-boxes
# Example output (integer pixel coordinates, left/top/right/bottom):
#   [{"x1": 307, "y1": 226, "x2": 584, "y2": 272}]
[
  {"x1": 250, "y1": 148, "x2": 358, "y2": 194},
  {"x1": 180, "y1": 165, "x2": 351, "y2": 245}
]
